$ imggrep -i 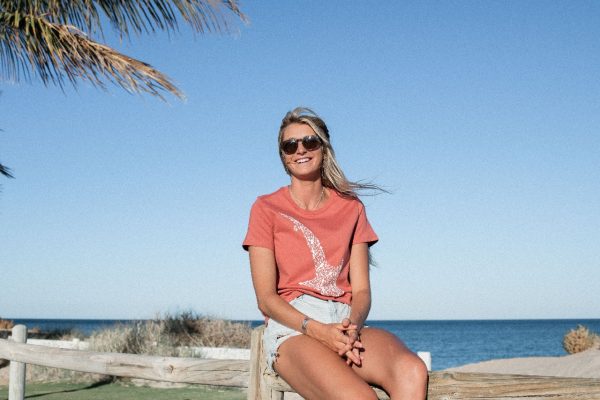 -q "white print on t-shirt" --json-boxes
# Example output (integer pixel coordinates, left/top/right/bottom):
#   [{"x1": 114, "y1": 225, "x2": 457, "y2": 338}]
[{"x1": 279, "y1": 213, "x2": 344, "y2": 297}]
